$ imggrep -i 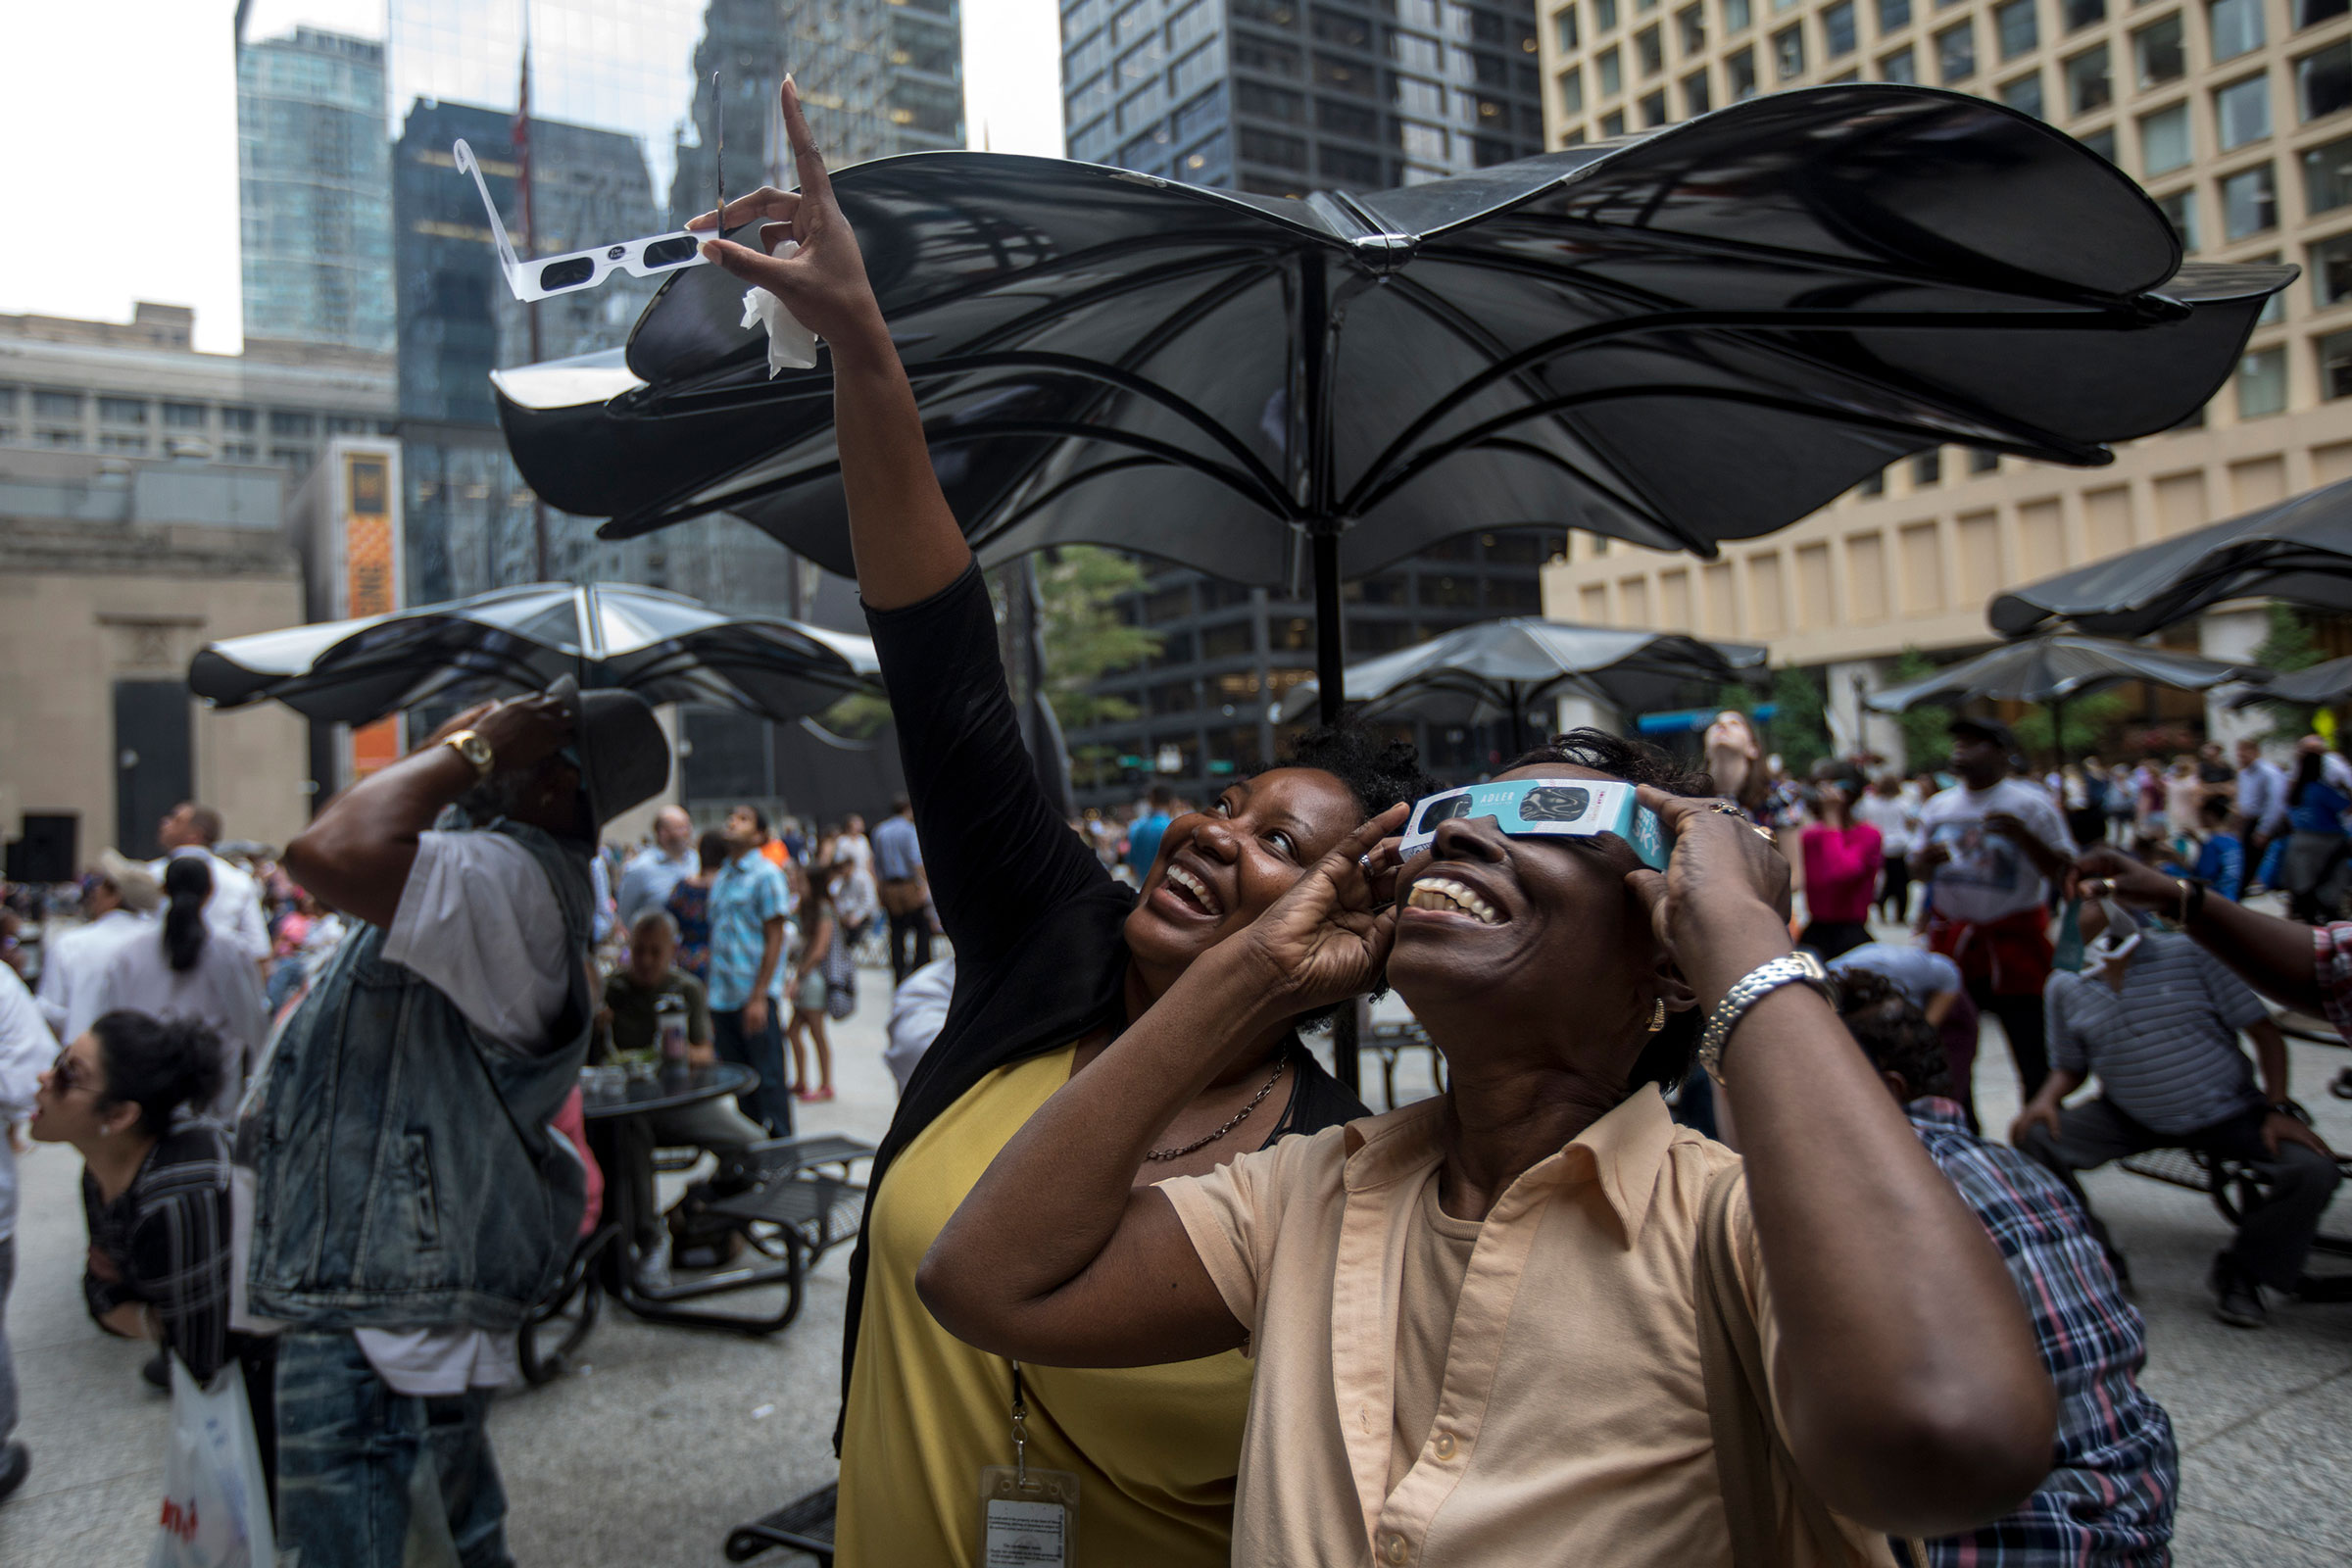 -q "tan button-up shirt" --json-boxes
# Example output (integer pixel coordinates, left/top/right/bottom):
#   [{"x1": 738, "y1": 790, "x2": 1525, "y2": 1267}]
[{"x1": 1159, "y1": 1086, "x2": 1892, "y2": 1567}]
